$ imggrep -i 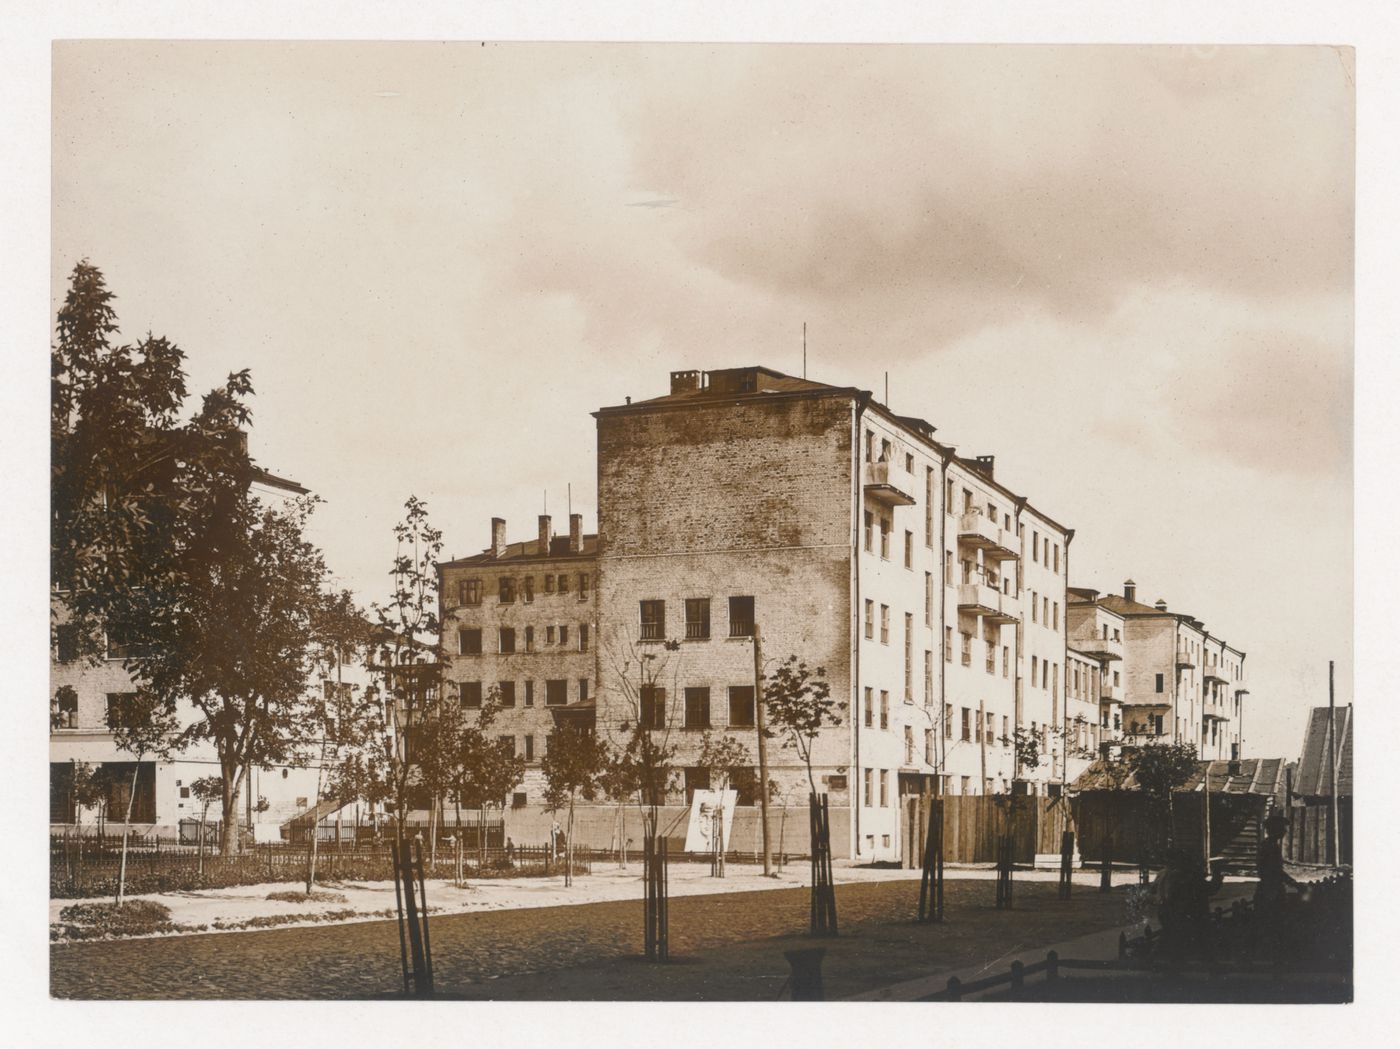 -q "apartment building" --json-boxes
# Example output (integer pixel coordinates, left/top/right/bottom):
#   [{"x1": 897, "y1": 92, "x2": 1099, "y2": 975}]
[
  {"x1": 594, "y1": 366, "x2": 1074, "y2": 862},
  {"x1": 1064, "y1": 648, "x2": 1108, "y2": 783},
  {"x1": 1066, "y1": 593, "x2": 1127, "y2": 753},
  {"x1": 49, "y1": 465, "x2": 334, "y2": 837},
  {"x1": 1069, "y1": 580, "x2": 1246, "y2": 760},
  {"x1": 437, "y1": 513, "x2": 598, "y2": 813}
]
